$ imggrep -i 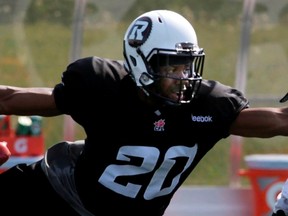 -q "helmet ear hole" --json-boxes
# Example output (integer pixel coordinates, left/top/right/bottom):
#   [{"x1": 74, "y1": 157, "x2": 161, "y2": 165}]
[{"x1": 130, "y1": 56, "x2": 137, "y2": 66}]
